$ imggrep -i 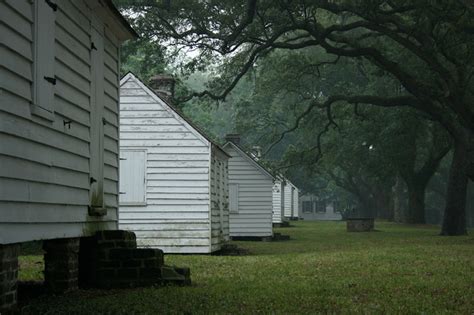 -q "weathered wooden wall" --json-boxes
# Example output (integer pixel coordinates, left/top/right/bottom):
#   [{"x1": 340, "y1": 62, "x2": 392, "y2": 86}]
[
  {"x1": 0, "y1": 0, "x2": 123, "y2": 244},
  {"x1": 224, "y1": 143, "x2": 273, "y2": 237},
  {"x1": 283, "y1": 184, "x2": 294, "y2": 218},
  {"x1": 118, "y1": 74, "x2": 229, "y2": 253},
  {"x1": 293, "y1": 186, "x2": 300, "y2": 218},
  {"x1": 272, "y1": 180, "x2": 285, "y2": 224},
  {"x1": 210, "y1": 149, "x2": 230, "y2": 251}
]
